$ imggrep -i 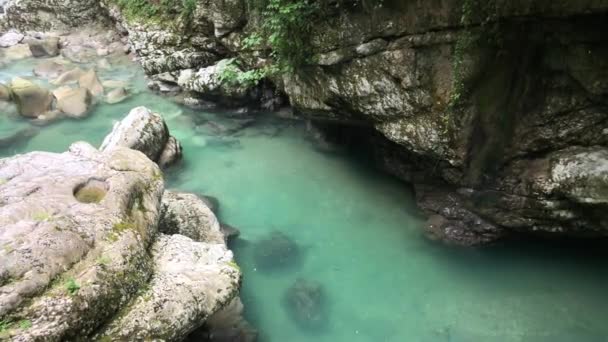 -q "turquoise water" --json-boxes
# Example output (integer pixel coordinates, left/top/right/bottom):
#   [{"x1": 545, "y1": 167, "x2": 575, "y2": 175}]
[{"x1": 2, "y1": 56, "x2": 608, "y2": 342}]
